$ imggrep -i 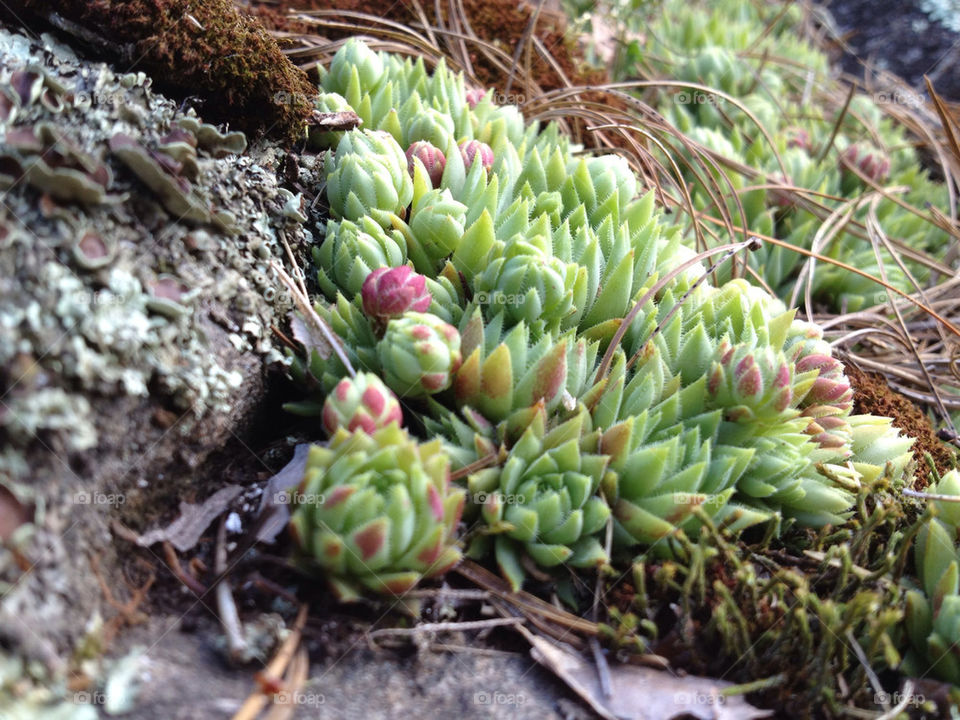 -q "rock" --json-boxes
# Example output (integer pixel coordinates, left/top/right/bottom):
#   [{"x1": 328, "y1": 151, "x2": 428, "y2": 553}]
[{"x1": 0, "y1": 24, "x2": 316, "y2": 666}]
